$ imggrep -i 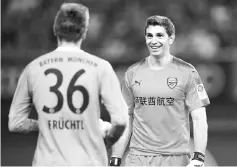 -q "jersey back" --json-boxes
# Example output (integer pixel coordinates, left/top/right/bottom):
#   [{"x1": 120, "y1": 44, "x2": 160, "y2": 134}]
[{"x1": 27, "y1": 48, "x2": 109, "y2": 166}]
